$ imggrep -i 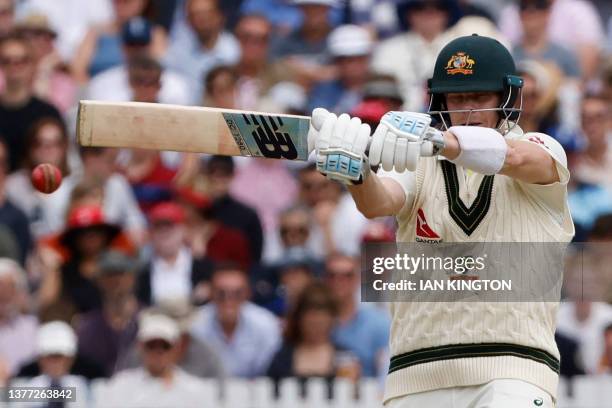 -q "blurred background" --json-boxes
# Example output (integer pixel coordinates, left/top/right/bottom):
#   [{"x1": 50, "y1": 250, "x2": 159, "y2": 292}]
[{"x1": 0, "y1": 0, "x2": 610, "y2": 406}]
